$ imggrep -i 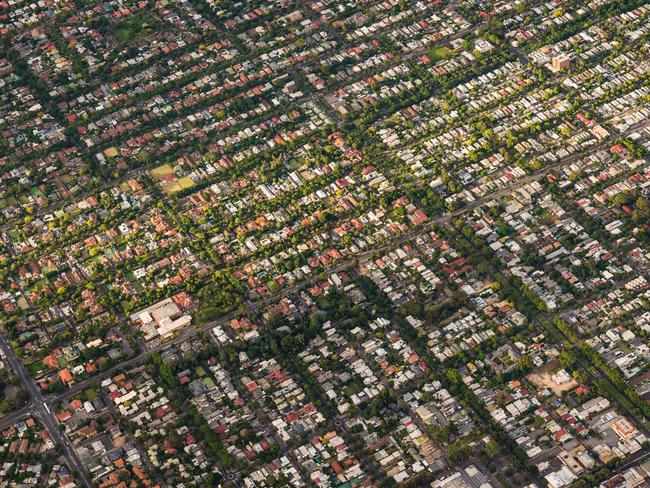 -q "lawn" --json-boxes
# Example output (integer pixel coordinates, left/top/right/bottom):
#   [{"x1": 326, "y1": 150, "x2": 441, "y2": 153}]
[
  {"x1": 202, "y1": 377, "x2": 216, "y2": 390},
  {"x1": 84, "y1": 387, "x2": 98, "y2": 401},
  {"x1": 177, "y1": 176, "x2": 195, "y2": 190},
  {"x1": 150, "y1": 164, "x2": 174, "y2": 179},
  {"x1": 160, "y1": 180, "x2": 182, "y2": 194},
  {"x1": 151, "y1": 164, "x2": 195, "y2": 194},
  {"x1": 160, "y1": 177, "x2": 195, "y2": 195},
  {"x1": 427, "y1": 46, "x2": 453, "y2": 62}
]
